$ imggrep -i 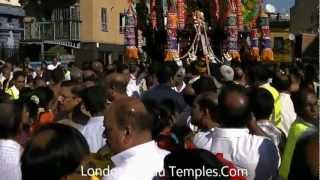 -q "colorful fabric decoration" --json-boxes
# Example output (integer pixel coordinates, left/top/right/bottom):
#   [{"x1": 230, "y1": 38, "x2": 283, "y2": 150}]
[
  {"x1": 177, "y1": 0, "x2": 185, "y2": 30},
  {"x1": 249, "y1": 25, "x2": 260, "y2": 61},
  {"x1": 235, "y1": 0, "x2": 244, "y2": 30},
  {"x1": 224, "y1": 0, "x2": 240, "y2": 61},
  {"x1": 150, "y1": 0, "x2": 157, "y2": 29},
  {"x1": 124, "y1": 1, "x2": 138, "y2": 60},
  {"x1": 165, "y1": 9, "x2": 178, "y2": 61},
  {"x1": 257, "y1": 3, "x2": 274, "y2": 61}
]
